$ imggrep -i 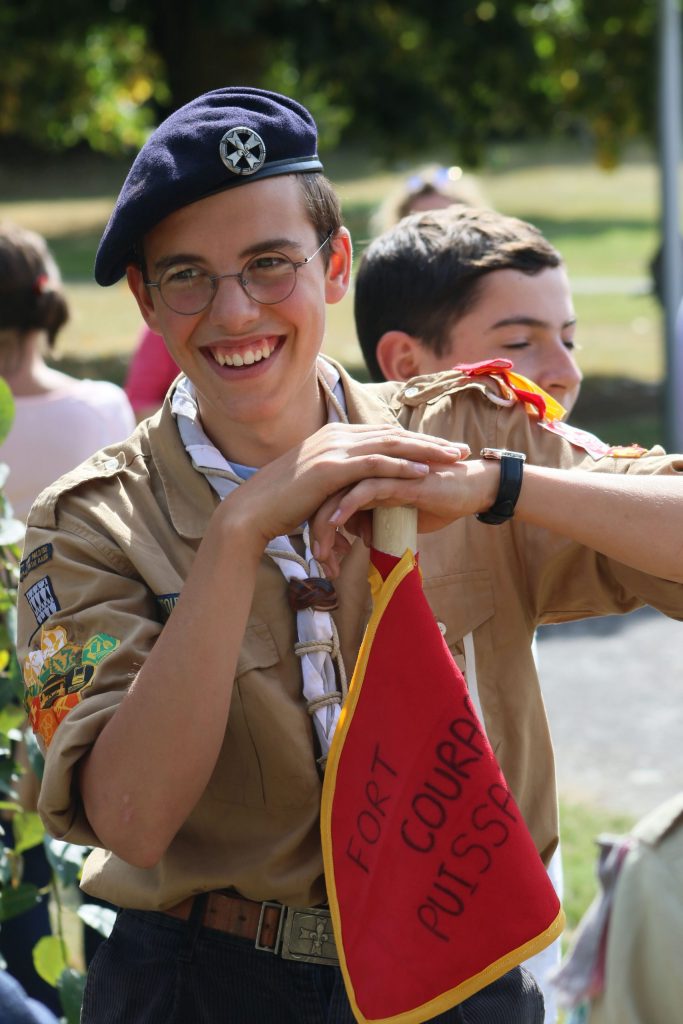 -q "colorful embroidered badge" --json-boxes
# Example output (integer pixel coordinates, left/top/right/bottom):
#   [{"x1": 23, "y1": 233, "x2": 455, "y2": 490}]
[
  {"x1": 25, "y1": 576, "x2": 60, "y2": 626},
  {"x1": 19, "y1": 543, "x2": 53, "y2": 582},
  {"x1": 23, "y1": 626, "x2": 120, "y2": 747},
  {"x1": 606, "y1": 444, "x2": 648, "y2": 458}
]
